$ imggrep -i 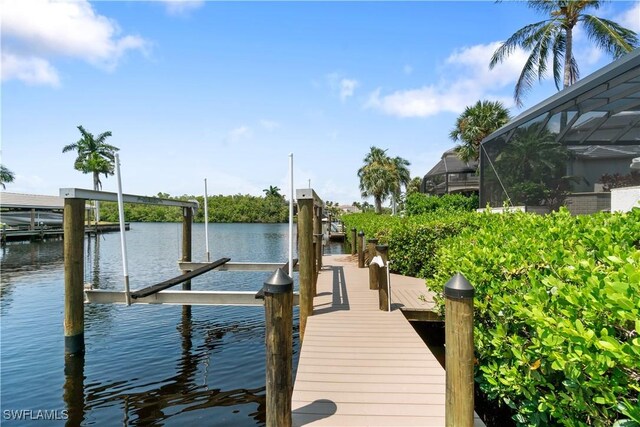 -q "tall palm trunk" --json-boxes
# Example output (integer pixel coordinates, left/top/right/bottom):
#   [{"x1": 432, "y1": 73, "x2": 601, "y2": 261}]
[
  {"x1": 374, "y1": 196, "x2": 383, "y2": 214},
  {"x1": 564, "y1": 25, "x2": 574, "y2": 88}
]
